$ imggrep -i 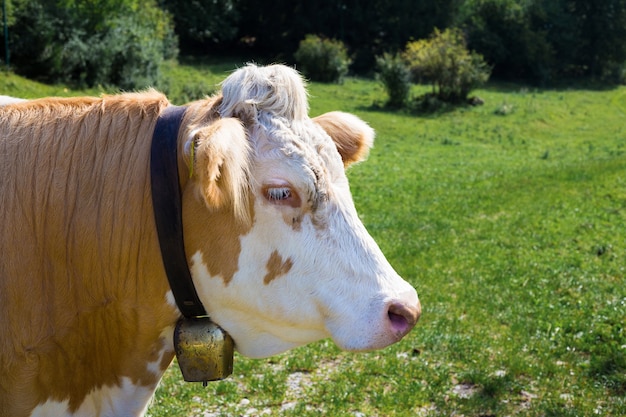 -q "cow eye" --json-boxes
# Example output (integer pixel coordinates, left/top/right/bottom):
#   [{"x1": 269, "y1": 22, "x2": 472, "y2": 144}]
[
  {"x1": 266, "y1": 187, "x2": 291, "y2": 202},
  {"x1": 263, "y1": 185, "x2": 301, "y2": 208}
]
